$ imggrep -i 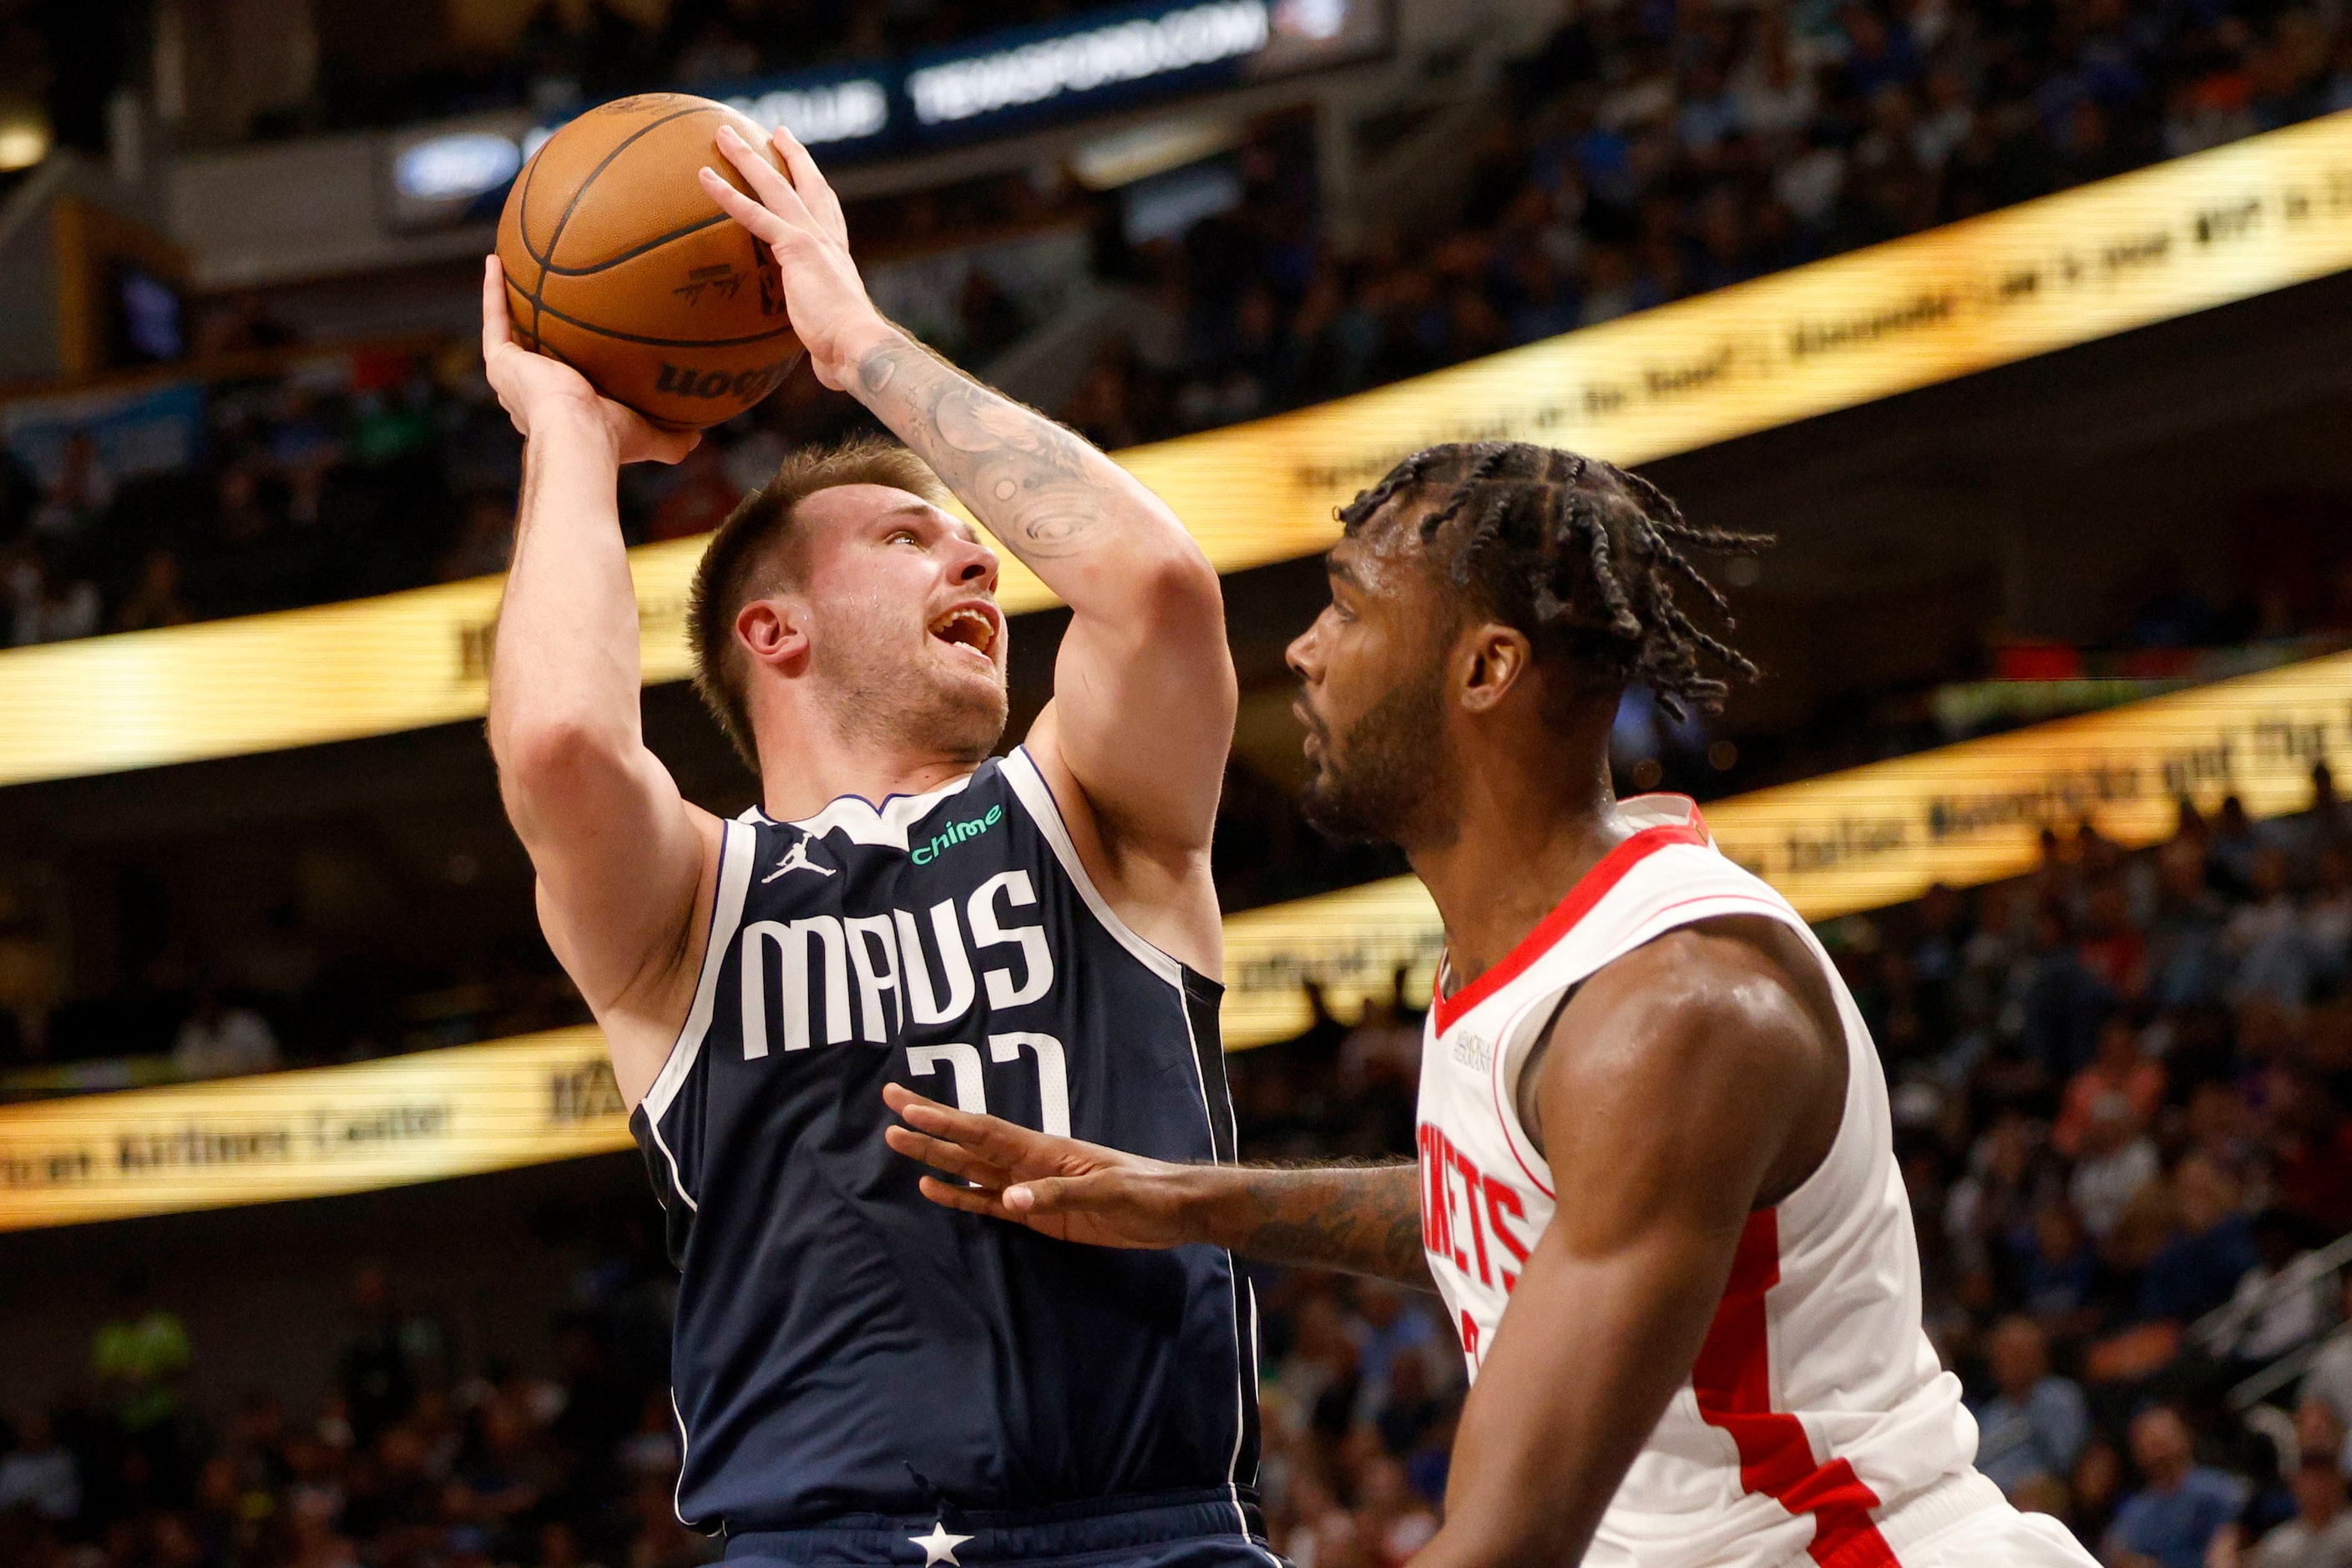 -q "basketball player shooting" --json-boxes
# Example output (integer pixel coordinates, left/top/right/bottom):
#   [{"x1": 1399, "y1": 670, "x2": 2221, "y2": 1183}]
[
  {"x1": 887, "y1": 446, "x2": 2101, "y2": 1568},
  {"x1": 481, "y1": 122, "x2": 1276, "y2": 1565}
]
